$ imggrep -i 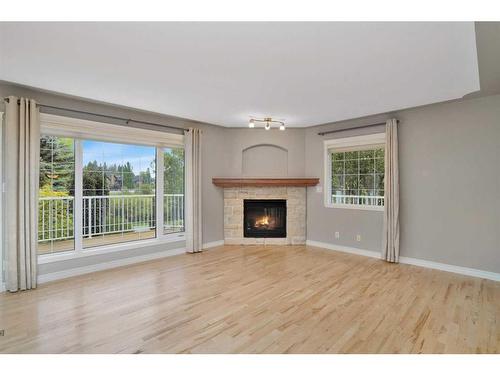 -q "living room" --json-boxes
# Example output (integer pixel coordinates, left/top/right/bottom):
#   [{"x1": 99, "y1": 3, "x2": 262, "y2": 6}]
[{"x1": 0, "y1": 2, "x2": 499, "y2": 371}]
